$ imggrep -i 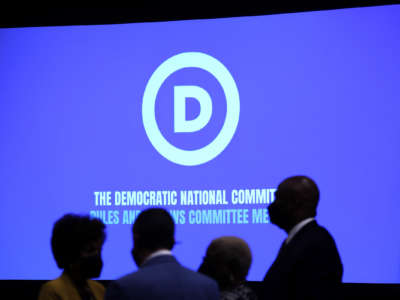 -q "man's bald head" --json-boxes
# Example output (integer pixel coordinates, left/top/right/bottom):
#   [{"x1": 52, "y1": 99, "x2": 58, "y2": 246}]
[
  {"x1": 268, "y1": 176, "x2": 320, "y2": 232},
  {"x1": 278, "y1": 175, "x2": 320, "y2": 215}
]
